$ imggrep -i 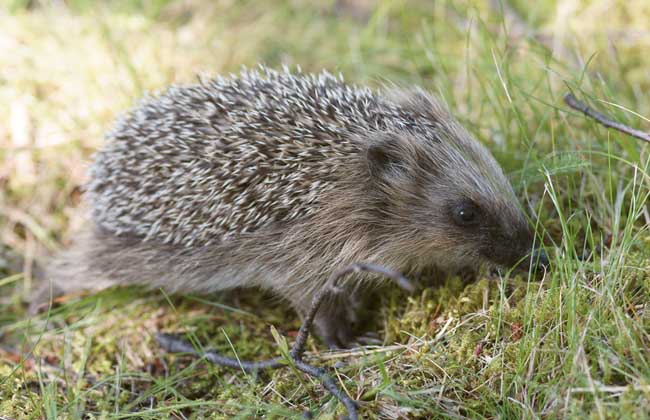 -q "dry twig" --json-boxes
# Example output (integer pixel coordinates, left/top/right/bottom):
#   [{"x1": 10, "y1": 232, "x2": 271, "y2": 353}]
[
  {"x1": 157, "y1": 262, "x2": 414, "y2": 420},
  {"x1": 564, "y1": 93, "x2": 650, "y2": 143}
]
